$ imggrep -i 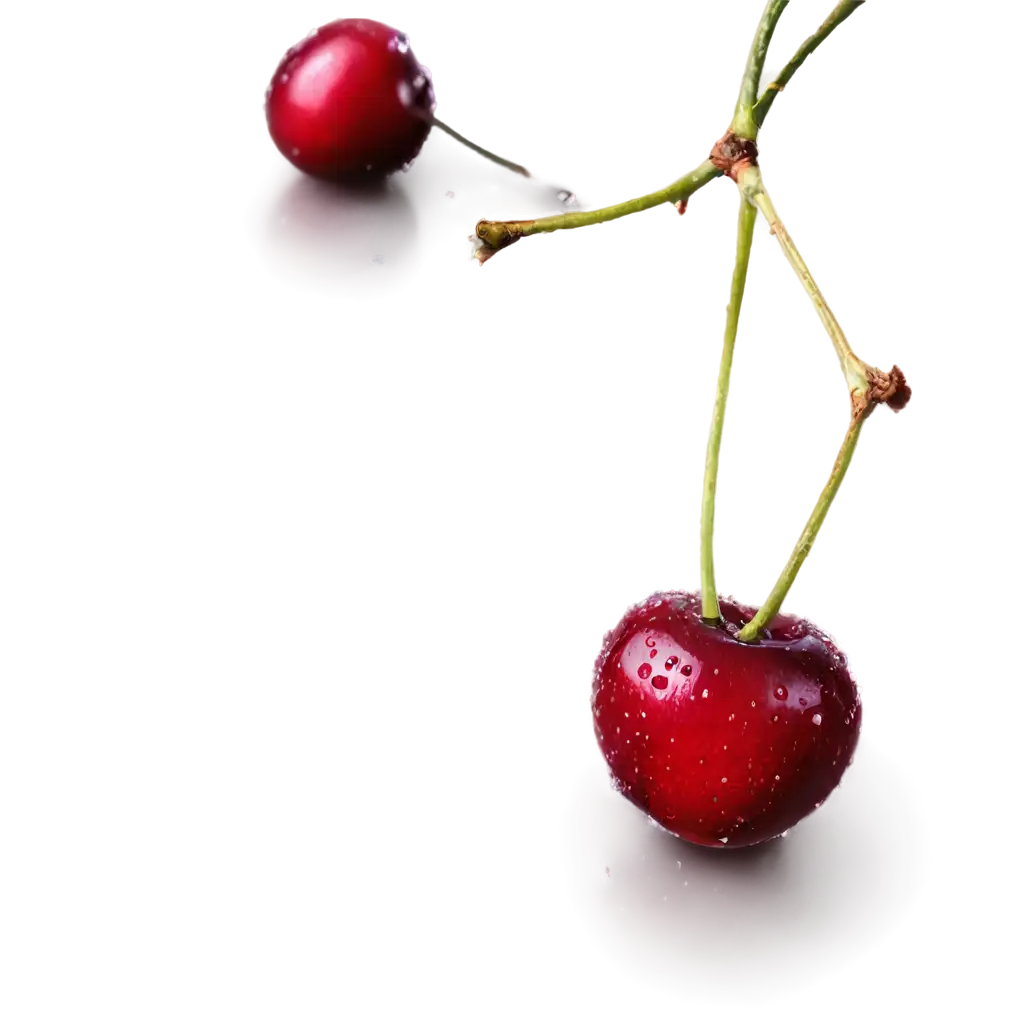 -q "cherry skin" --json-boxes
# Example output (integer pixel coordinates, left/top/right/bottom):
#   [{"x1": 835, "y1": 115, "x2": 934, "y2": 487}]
[
  {"x1": 266, "y1": 19, "x2": 435, "y2": 182},
  {"x1": 591, "y1": 591, "x2": 860, "y2": 849}
]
